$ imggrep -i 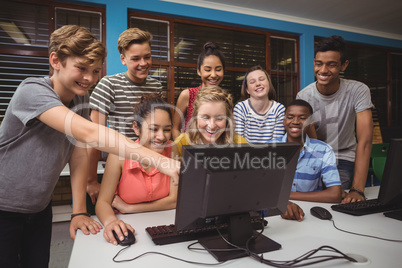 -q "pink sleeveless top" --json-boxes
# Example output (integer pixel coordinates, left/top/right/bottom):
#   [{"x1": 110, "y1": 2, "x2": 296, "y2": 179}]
[
  {"x1": 116, "y1": 140, "x2": 172, "y2": 204},
  {"x1": 183, "y1": 85, "x2": 202, "y2": 132}
]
